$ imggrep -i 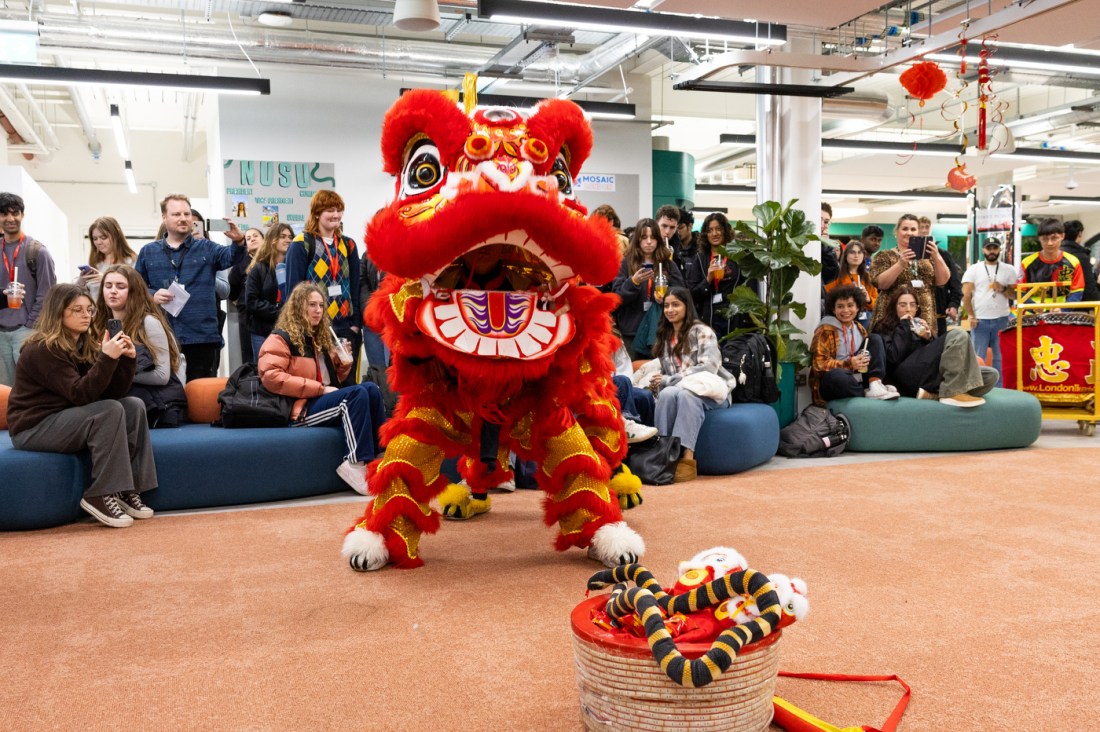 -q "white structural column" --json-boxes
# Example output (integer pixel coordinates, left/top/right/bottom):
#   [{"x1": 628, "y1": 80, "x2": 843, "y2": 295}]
[{"x1": 755, "y1": 38, "x2": 823, "y2": 343}]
